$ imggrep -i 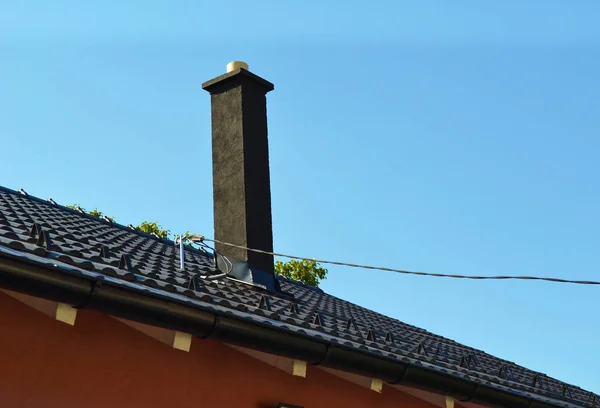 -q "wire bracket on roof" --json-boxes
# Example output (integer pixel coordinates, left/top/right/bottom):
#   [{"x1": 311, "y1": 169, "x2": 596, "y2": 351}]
[
  {"x1": 366, "y1": 329, "x2": 377, "y2": 342},
  {"x1": 29, "y1": 222, "x2": 42, "y2": 239},
  {"x1": 98, "y1": 245, "x2": 111, "y2": 259},
  {"x1": 288, "y1": 302, "x2": 299, "y2": 315},
  {"x1": 187, "y1": 274, "x2": 202, "y2": 291},
  {"x1": 498, "y1": 364, "x2": 514, "y2": 381},
  {"x1": 346, "y1": 318, "x2": 358, "y2": 332},
  {"x1": 36, "y1": 230, "x2": 52, "y2": 249},
  {"x1": 459, "y1": 356, "x2": 471, "y2": 370},
  {"x1": 435, "y1": 345, "x2": 448, "y2": 359},
  {"x1": 118, "y1": 254, "x2": 134, "y2": 272},
  {"x1": 532, "y1": 373, "x2": 545, "y2": 388},
  {"x1": 417, "y1": 343, "x2": 429, "y2": 357},
  {"x1": 258, "y1": 295, "x2": 271, "y2": 311},
  {"x1": 29, "y1": 222, "x2": 52, "y2": 249},
  {"x1": 312, "y1": 311, "x2": 323, "y2": 326},
  {"x1": 186, "y1": 234, "x2": 205, "y2": 243},
  {"x1": 459, "y1": 354, "x2": 478, "y2": 370},
  {"x1": 385, "y1": 331, "x2": 394, "y2": 344}
]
